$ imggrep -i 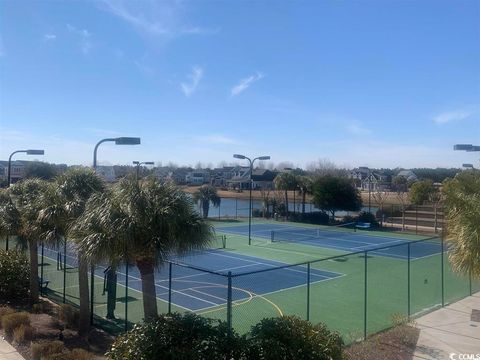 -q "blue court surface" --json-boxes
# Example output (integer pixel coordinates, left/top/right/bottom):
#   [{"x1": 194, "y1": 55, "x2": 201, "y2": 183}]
[
  {"x1": 40, "y1": 246, "x2": 342, "y2": 312},
  {"x1": 217, "y1": 223, "x2": 442, "y2": 260}
]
